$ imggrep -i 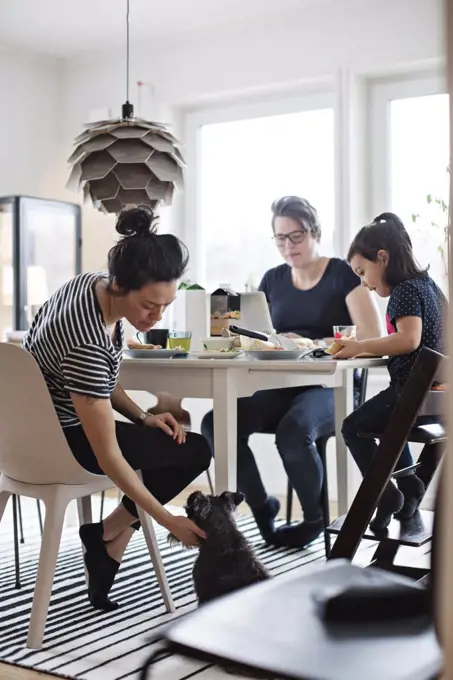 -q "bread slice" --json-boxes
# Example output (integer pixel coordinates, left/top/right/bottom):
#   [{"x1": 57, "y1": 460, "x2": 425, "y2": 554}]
[
  {"x1": 239, "y1": 336, "x2": 277, "y2": 351},
  {"x1": 294, "y1": 337, "x2": 314, "y2": 349},
  {"x1": 325, "y1": 340, "x2": 344, "y2": 355},
  {"x1": 126, "y1": 339, "x2": 162, "y2": 350}
]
